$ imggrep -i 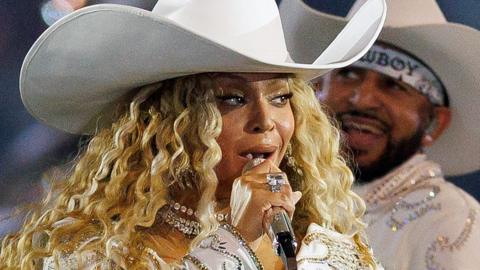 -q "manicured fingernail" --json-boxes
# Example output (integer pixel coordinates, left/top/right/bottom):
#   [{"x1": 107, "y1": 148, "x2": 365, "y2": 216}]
[{"x1": 242, "y1": 158, "x2": 265, "y2": 174}]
